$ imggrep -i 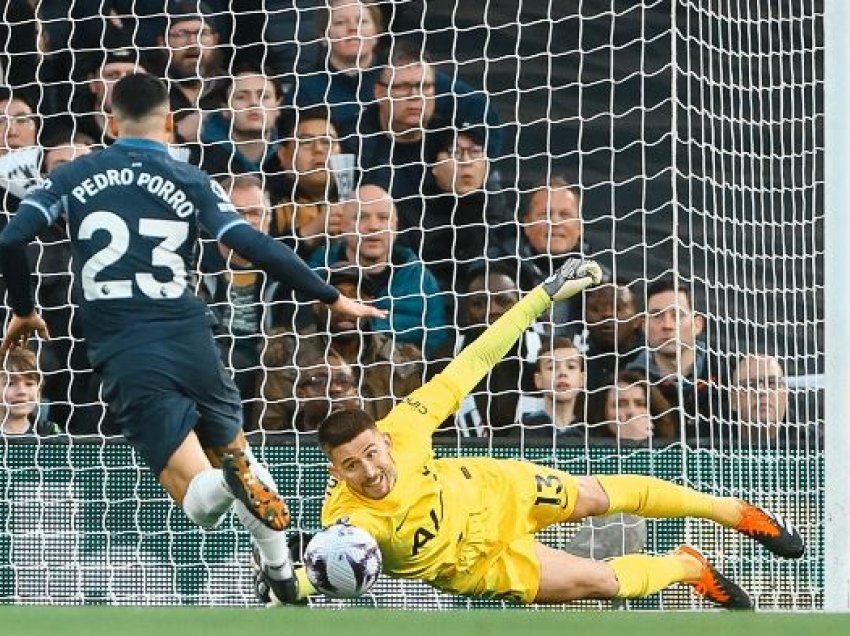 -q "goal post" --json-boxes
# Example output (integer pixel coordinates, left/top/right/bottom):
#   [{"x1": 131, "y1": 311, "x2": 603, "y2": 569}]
[{"x1": 824, "y1": 0, "x2": 850, "y2": 613}]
